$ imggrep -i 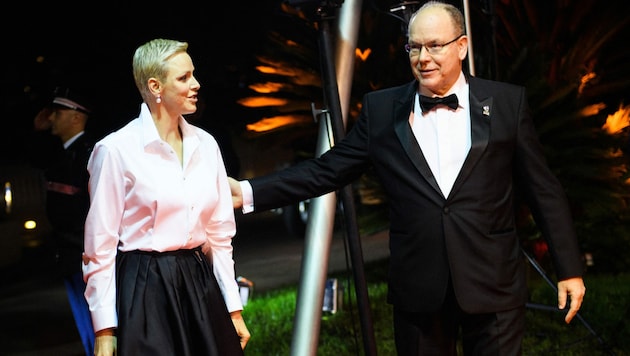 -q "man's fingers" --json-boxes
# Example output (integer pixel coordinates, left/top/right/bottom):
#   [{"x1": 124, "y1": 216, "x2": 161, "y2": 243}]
[
  {"x1": 557, "y1": 277, "x2": 586, "y2": 324},
  {"x1": 565, "y1": 306, "x2": 577, "y2": 324},
  {"x1": 564, "y1": 293, "x2": 583, "y2": 324},
  {"x1": 557, "y1": 291, "x2": 567, "y2": 310}
]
